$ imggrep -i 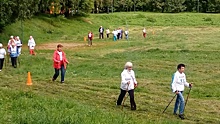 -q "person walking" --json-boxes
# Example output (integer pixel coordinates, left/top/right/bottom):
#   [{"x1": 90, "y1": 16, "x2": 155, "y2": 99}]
[
  {"x1": 8, "y1": 43, "x2": 19, "y2": 68},
  {"x1": 28, "y1": 36, "x2": 36, "y2": 55},
  {"x1": 99, "y1": 26, "x2": 104, "y2": 39},
  {"x1": 0, "y1": 43, "x2": 6, "y2": 71},
  {"x1": 106, "y1": 28, "x2": 110, "y2": 38},
  {"x1": 15, "y1": 36, "x2": 22, "y2": 55},
  {"x1": 112, "y1": 29, "x2": 117, "y2": 41},
  {"x1": 52, "y1": 44, "x2": 69, "y2": 83},
  {"x1": 88, "y1": 31, "x2": 93, "y2": 46},
  {"x1": 171, "y1": 64, "x2": 193, "y2": 120},
  {"x1": 143, "y1": 28, "x2": 146, "y2": 38},
  {"x1": 124, "y1": 30, "x2": 129, "y2": 40},
  {"x1": 116, "y1": 62, "x2": 138, "y2": 110}
]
